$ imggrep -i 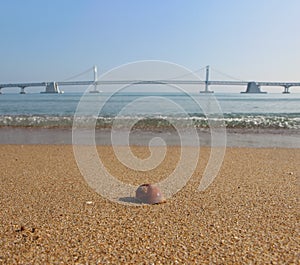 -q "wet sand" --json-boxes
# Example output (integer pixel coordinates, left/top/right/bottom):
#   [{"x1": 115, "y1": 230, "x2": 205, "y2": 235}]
[
  {"x1": 0, "y1": 127, "x2": 299, "y2": 148},
  {"x1": 0, "y1": 145, "x2": 299, "y2": 264}
]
